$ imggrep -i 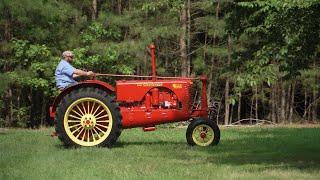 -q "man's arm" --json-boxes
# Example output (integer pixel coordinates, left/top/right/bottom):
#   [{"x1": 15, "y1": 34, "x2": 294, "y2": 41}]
[{"x1": 73, "y1": 69, "x2": 95, "y2": 78}]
